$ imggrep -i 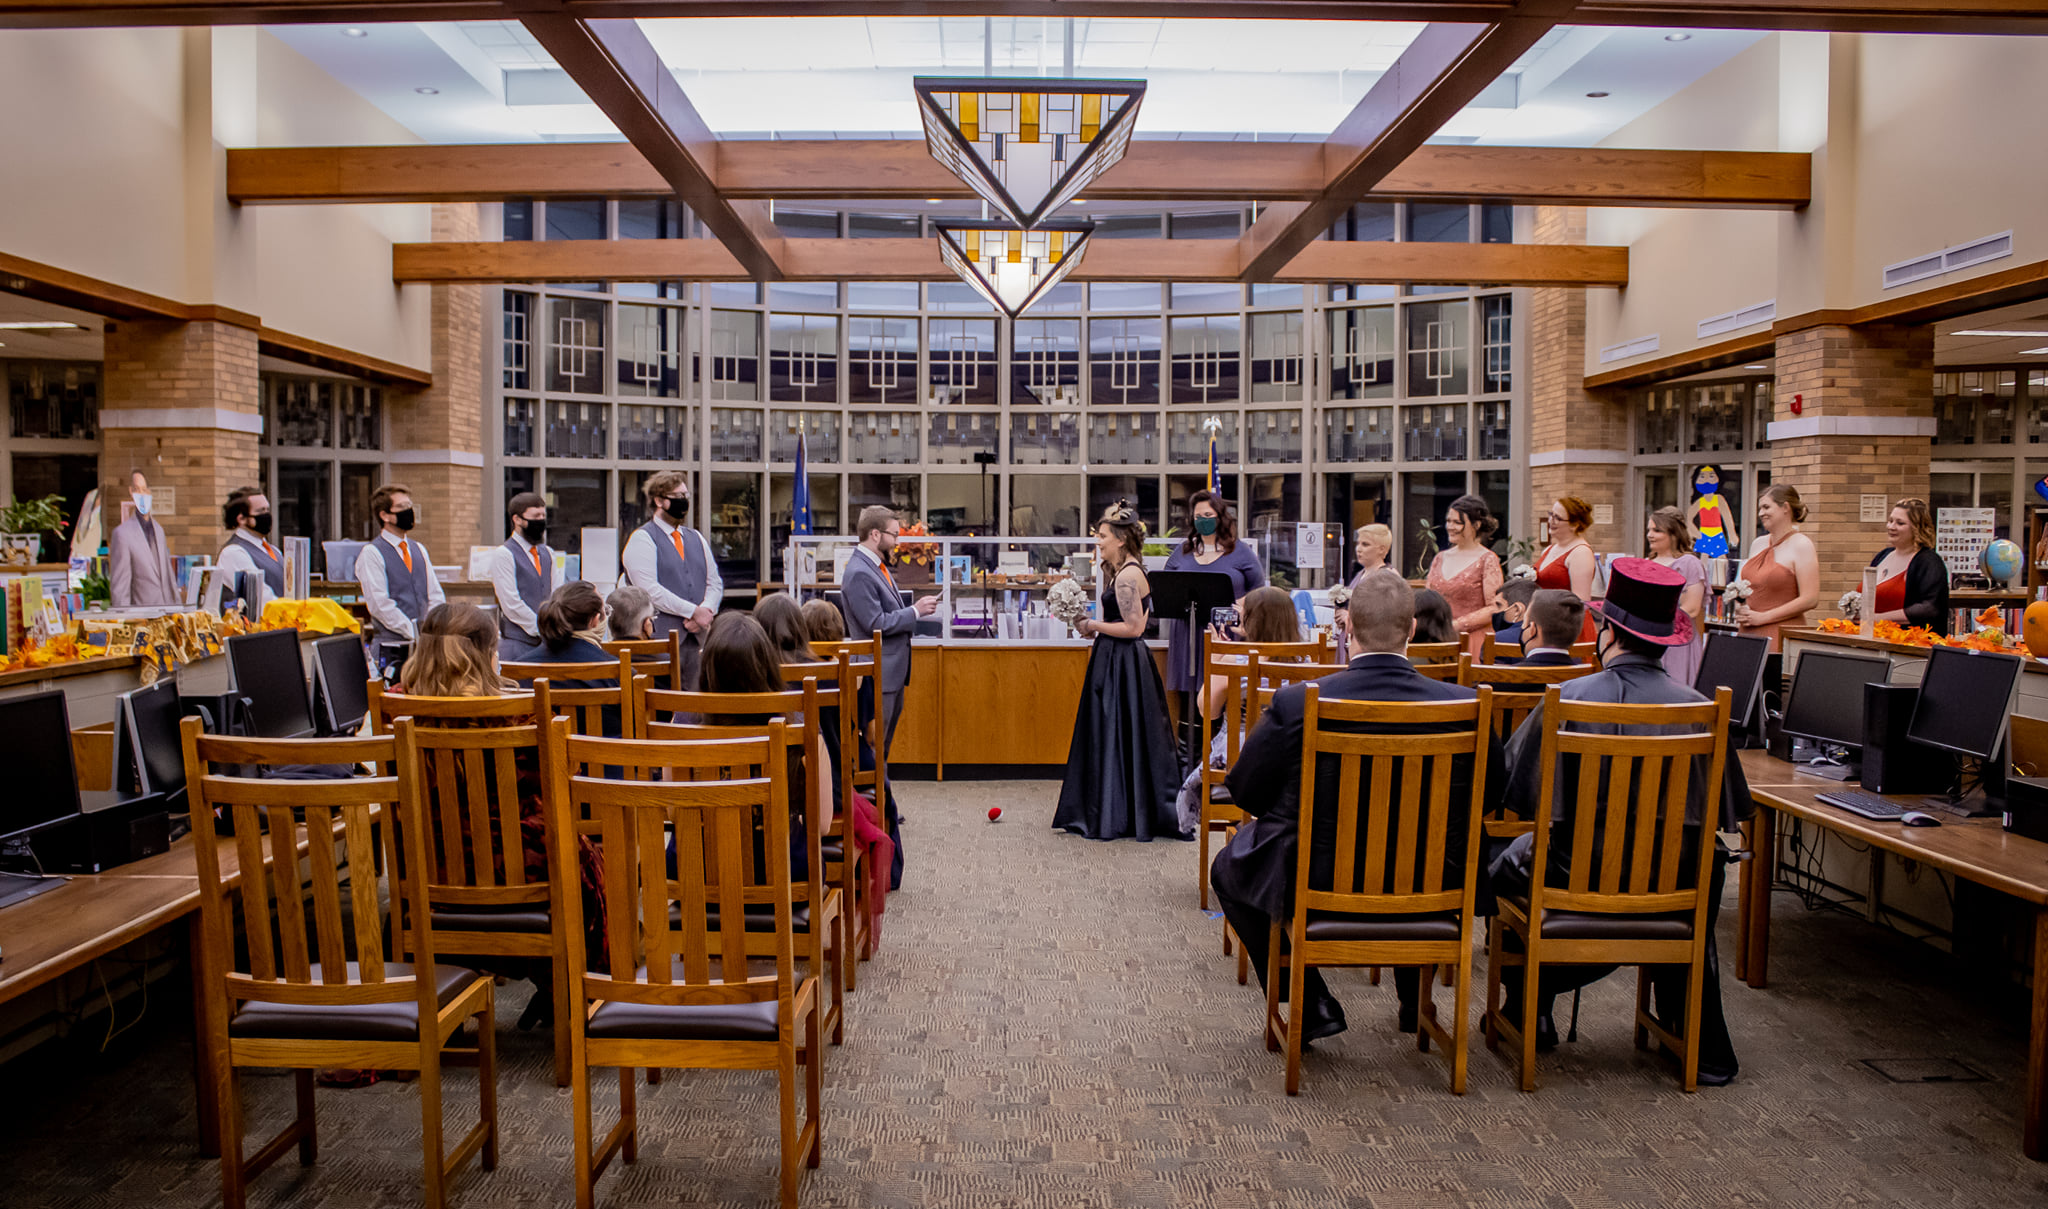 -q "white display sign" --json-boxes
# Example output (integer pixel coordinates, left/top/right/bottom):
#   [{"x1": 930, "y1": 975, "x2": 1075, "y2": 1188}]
[{"x1": 1295, "y1": 522, "x2": 1325, "y2": 569}]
